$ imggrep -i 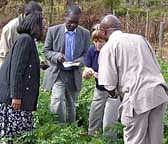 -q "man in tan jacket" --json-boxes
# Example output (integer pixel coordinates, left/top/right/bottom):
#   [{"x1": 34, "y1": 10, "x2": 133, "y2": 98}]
[
  {"x1": 98, "y1": 14, "x2": 168, "y2": 144},
  {"x1": 0, "y1": 1, "x2": 42, "y2": 66}
]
